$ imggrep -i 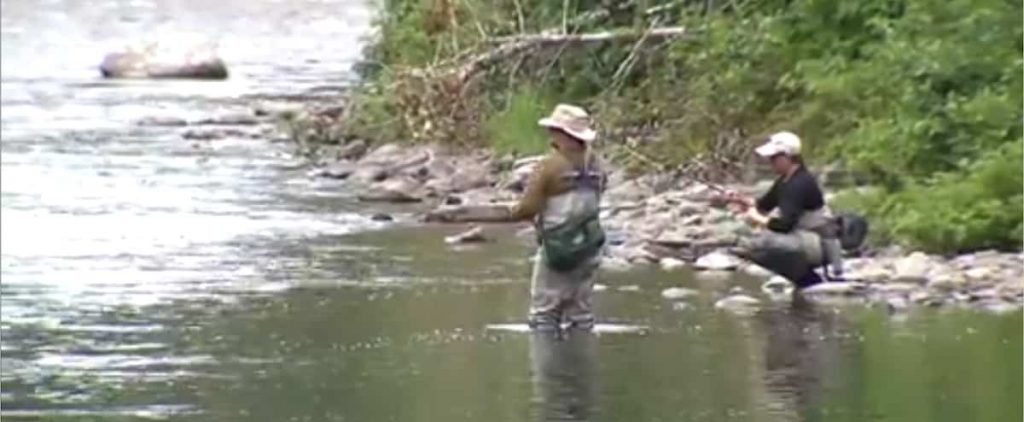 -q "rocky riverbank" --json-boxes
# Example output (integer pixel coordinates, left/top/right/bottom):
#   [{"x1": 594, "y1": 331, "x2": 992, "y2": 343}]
[{"x1": 281, "y1": 131, "x2": 1023, "y2": 314}]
